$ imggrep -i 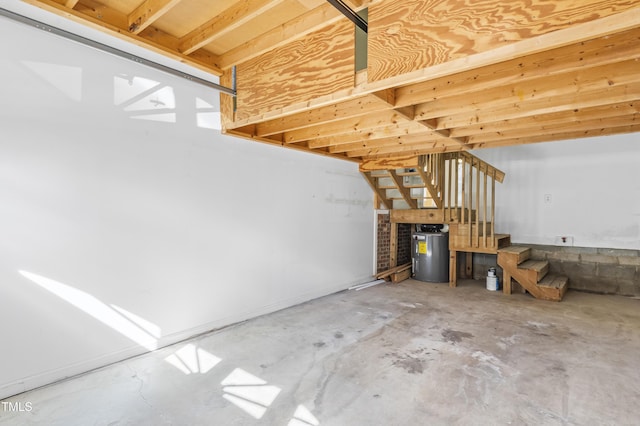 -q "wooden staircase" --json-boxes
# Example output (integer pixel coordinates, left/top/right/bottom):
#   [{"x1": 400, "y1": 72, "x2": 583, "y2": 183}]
[
  {"x1": 449, "y1": 222, "x2": 512, "y2": 253},
  {"x1": 497, "y1": 246, "x2": 569, "y2": 301}
]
